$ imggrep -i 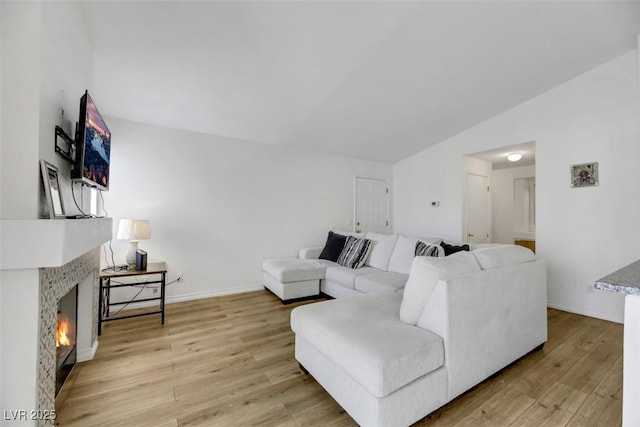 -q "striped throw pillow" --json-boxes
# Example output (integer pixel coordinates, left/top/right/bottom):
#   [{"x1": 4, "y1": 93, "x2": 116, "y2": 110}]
[
  {"x1": 415, "y1": 241, "x2": 444, "y2": 257},
  {"x1": 337, "y1": 236, "x2": 373, "y2": 269}
]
